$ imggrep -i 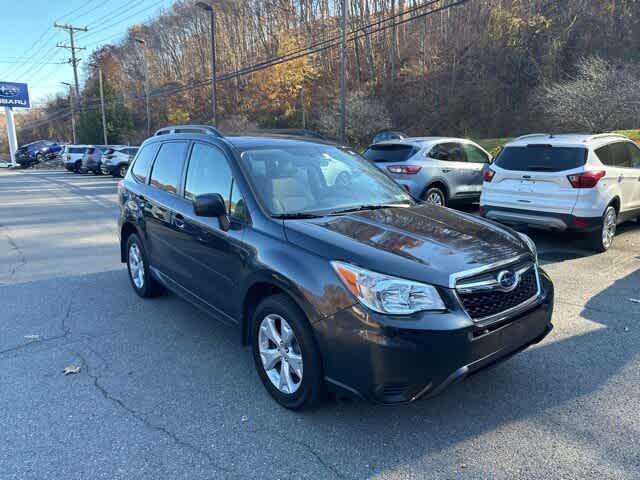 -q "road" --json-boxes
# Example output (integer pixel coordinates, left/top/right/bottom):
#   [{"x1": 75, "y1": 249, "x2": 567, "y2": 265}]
[{"x1": 1, "y1": 169, "x2": 639, "y2": 480}]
